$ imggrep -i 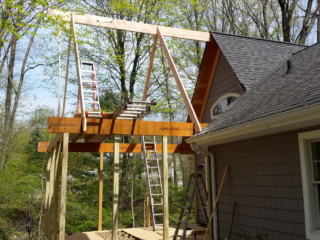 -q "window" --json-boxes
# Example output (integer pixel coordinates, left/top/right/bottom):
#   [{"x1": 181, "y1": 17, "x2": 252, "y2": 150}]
[
  {"x1": 210, "y1": 93, "x2": 240, "y2": 119},
  {"x1": 299, "y1": 130, "x2": 320, "y2": 240}
]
